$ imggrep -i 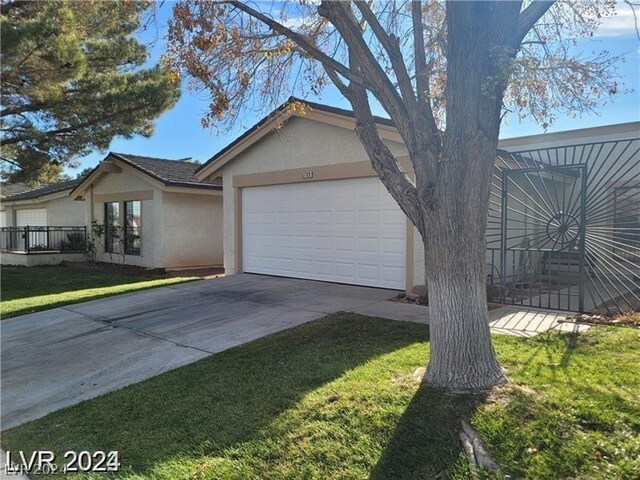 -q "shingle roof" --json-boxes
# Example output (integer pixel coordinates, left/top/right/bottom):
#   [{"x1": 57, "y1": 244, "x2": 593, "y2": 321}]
[
  {"x1": 0, "y1": 182, "x2": 31, "y2": 198},
  {"x1": 2, "y1": 179, "x2": 80, "y2": 202},
  {"x1": 109, "y1": 152, "x2": 222, "y2": 189}
]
